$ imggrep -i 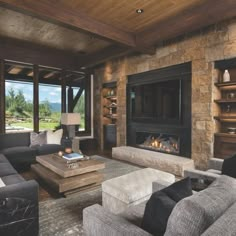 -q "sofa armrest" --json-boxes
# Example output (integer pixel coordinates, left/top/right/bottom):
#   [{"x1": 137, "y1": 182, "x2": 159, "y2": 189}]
[
  {"x1": 152, "y1": 179, "x2": 175, "y2": 192},
  {"x1": 208, "y1": 158, "x2": 223, "y2": 171},
  {"x1": 83, "y1": 204, "x2": 151, "y2": 236},
  {"x1": 184, "y1": 169, "x2": 220, "y2": 182},
  {"x1": 0, "y1": 180, "x2": 38, "y2": 202}
]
